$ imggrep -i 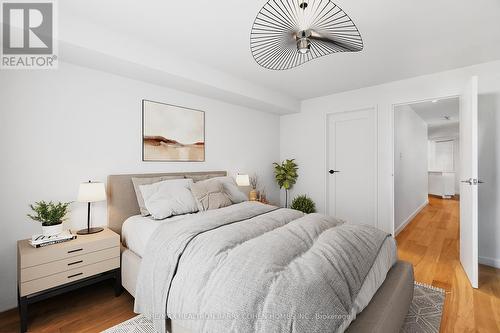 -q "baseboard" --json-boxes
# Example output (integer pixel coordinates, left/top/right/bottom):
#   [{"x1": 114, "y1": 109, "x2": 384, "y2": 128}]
[
  {"x1": 479, "y1": 256, "x2": 500, "y2": 269},
  {"x1": 395, "y1": 199, "x2": 429, "y2": 236}
]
